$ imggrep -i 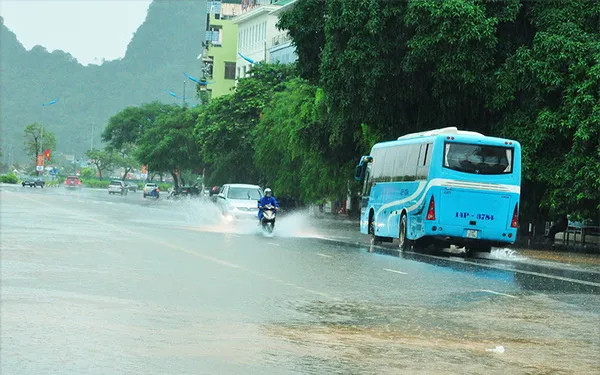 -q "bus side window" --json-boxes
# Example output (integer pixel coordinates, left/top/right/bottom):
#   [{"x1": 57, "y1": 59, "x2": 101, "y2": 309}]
[
  {"x1": 394, "y1": 145, "x2": 408, "y2": 181},
  {"x1": 405, "y1": 144, "x2": 420, "y2": 180},
  {"x1": 417, "y1": 143, "x2": 432, "y2": 179}
]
